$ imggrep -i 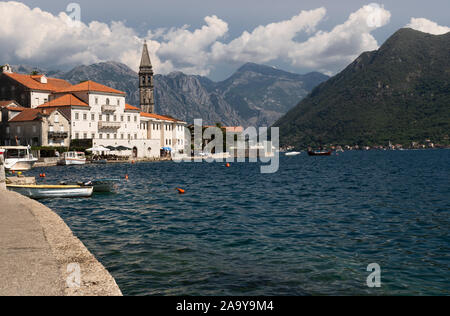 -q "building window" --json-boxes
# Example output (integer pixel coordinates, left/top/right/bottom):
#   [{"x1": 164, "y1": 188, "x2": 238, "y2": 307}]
[
  {"x1": 106, "y1": 98, "x2": 110, "y2": 105},
  {"x1": 91, "y1": 133, "x2": 95, "y2": 139},
  {"x1": 127, "y1": 116, "x2": 130, "y2": 122},
  {"x1": 107, "y1": 134, "x2": 110, "y2": 139},
  {"x1": 121, "y1": 134, "x2": 124, "y2": 139},
  {"x1": 83, "y1": 113, "x2": 87, "y2": 120},
  {"x1": 99, "y1": 134, "x2": 103, "y2": 139},
  {"x1": 75, "y1": 133, "x2": 79, "y2": 139},
  {"x1": 134, "y1": 116, "x2": 137, "y2": 122},
  {"x1": 117, "y1": 99, "x2": 120, "y2": 106},
  {"x1": 99, "y1": 114, "x2": 102, "y2": 121},
  {"x1": 121, "y1": 116, "x2": 124, "y2": 122},
  {"x1": 54, "y1": 113, "x2": 59, "y2": 123},
  {"x1": 106, "y1": 115, "x2": 110, "y2": 122},
  {"x1": 114, "y1": 134, "x2": 117, "y2": 139},
  {"x1": 91, "y1": 114, "x2": 95, "y2": 121},
  {"x1": 134, "y1": 134, "x2": 137, "y2": 140},
  {"x1": 95, "y1": 97, "x2": 98, "y2": 105},
  {"x1": 75, "y1": 113, "x2": 79, "y2": 120},
  {"x1": 83, "y1": 133, "x2": 87, "y2": 139},
  {"x1": 113, "y1": 115, "x2": 117, "y2": 121}
]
